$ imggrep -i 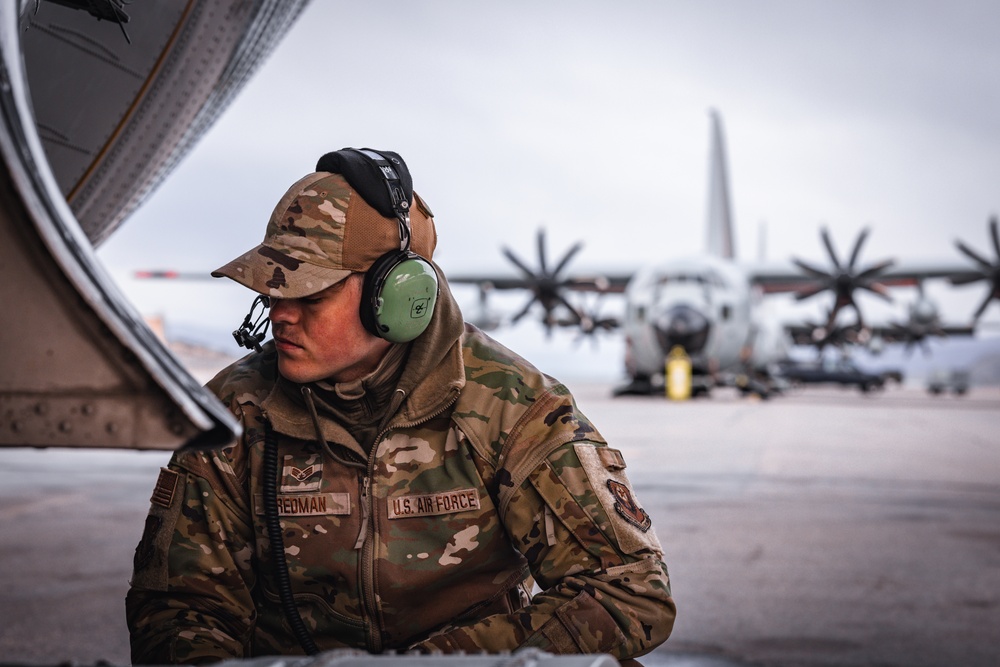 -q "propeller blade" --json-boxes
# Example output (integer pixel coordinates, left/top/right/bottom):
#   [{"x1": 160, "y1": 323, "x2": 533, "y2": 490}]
[
  {"x1": 510, "y1": 297, "x2": 538, "y2": 324},
  {"x1": 991, "y1": 215, "x2": 1000, "y2": 260},
  {"x1": 956, "y1": 240, "x2": 993, "y2": 270},
  {"x1": 824, "y1": 307, "x2": 841, "y2": 331},
  {"x1": 850, "y1": 302, "x2": 866, "y2": 328},
  {"x1": 847, "y1": 227, "x2": 870, "y2": 270},
  {"x1": 855, "y1": 258, "x2": 895, "y2": 281},
  {"x1": 502, "y1": 247, "x2": 539, "y2": 280},
  {"x1": 821, "y1": 228, "x2": 842, "y2": 270},
  {"x1": 537, "y1": 229, "x2": 548, "y2": 275},
  {"x1": 950, "y1": 272, "x2": 986, "y2": 286},
  {"x1": 794, "y1": 282, "x2": 830, "y2": 301},
  {"x1": 543, "y1": 316, "x2": 555, "y2": 338},
  {"x1": 555, "y1": 293, "x2": 582, "y2": 321},
  {"x1": 552, "y1": 242, "x2": 584, "y2": 278},
  {"x1": 792, "y1": 258, "x2": 832, "y2": 279},
  {"x1": 860, "y1": 281, "x2": 893, "y2": 302},
  {"x1": 973, "y1": 291, "x2": 994, "y2": 322}
]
